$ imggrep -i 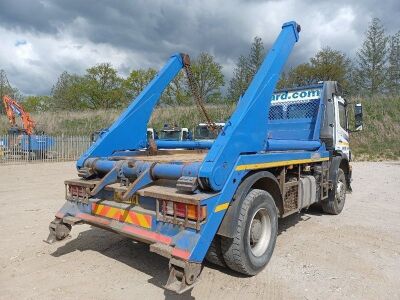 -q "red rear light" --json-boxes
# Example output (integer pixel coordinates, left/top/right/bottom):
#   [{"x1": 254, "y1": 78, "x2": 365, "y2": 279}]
[
  {"x1": 175, "y1": 203, "x2": 187, "y2": 218},
  {"x1": 69, "y1": 185, "x2": 86, "y2": 197},
  {"x1": 162, "y1": 201, "x2": 206, "y2": 221}
]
